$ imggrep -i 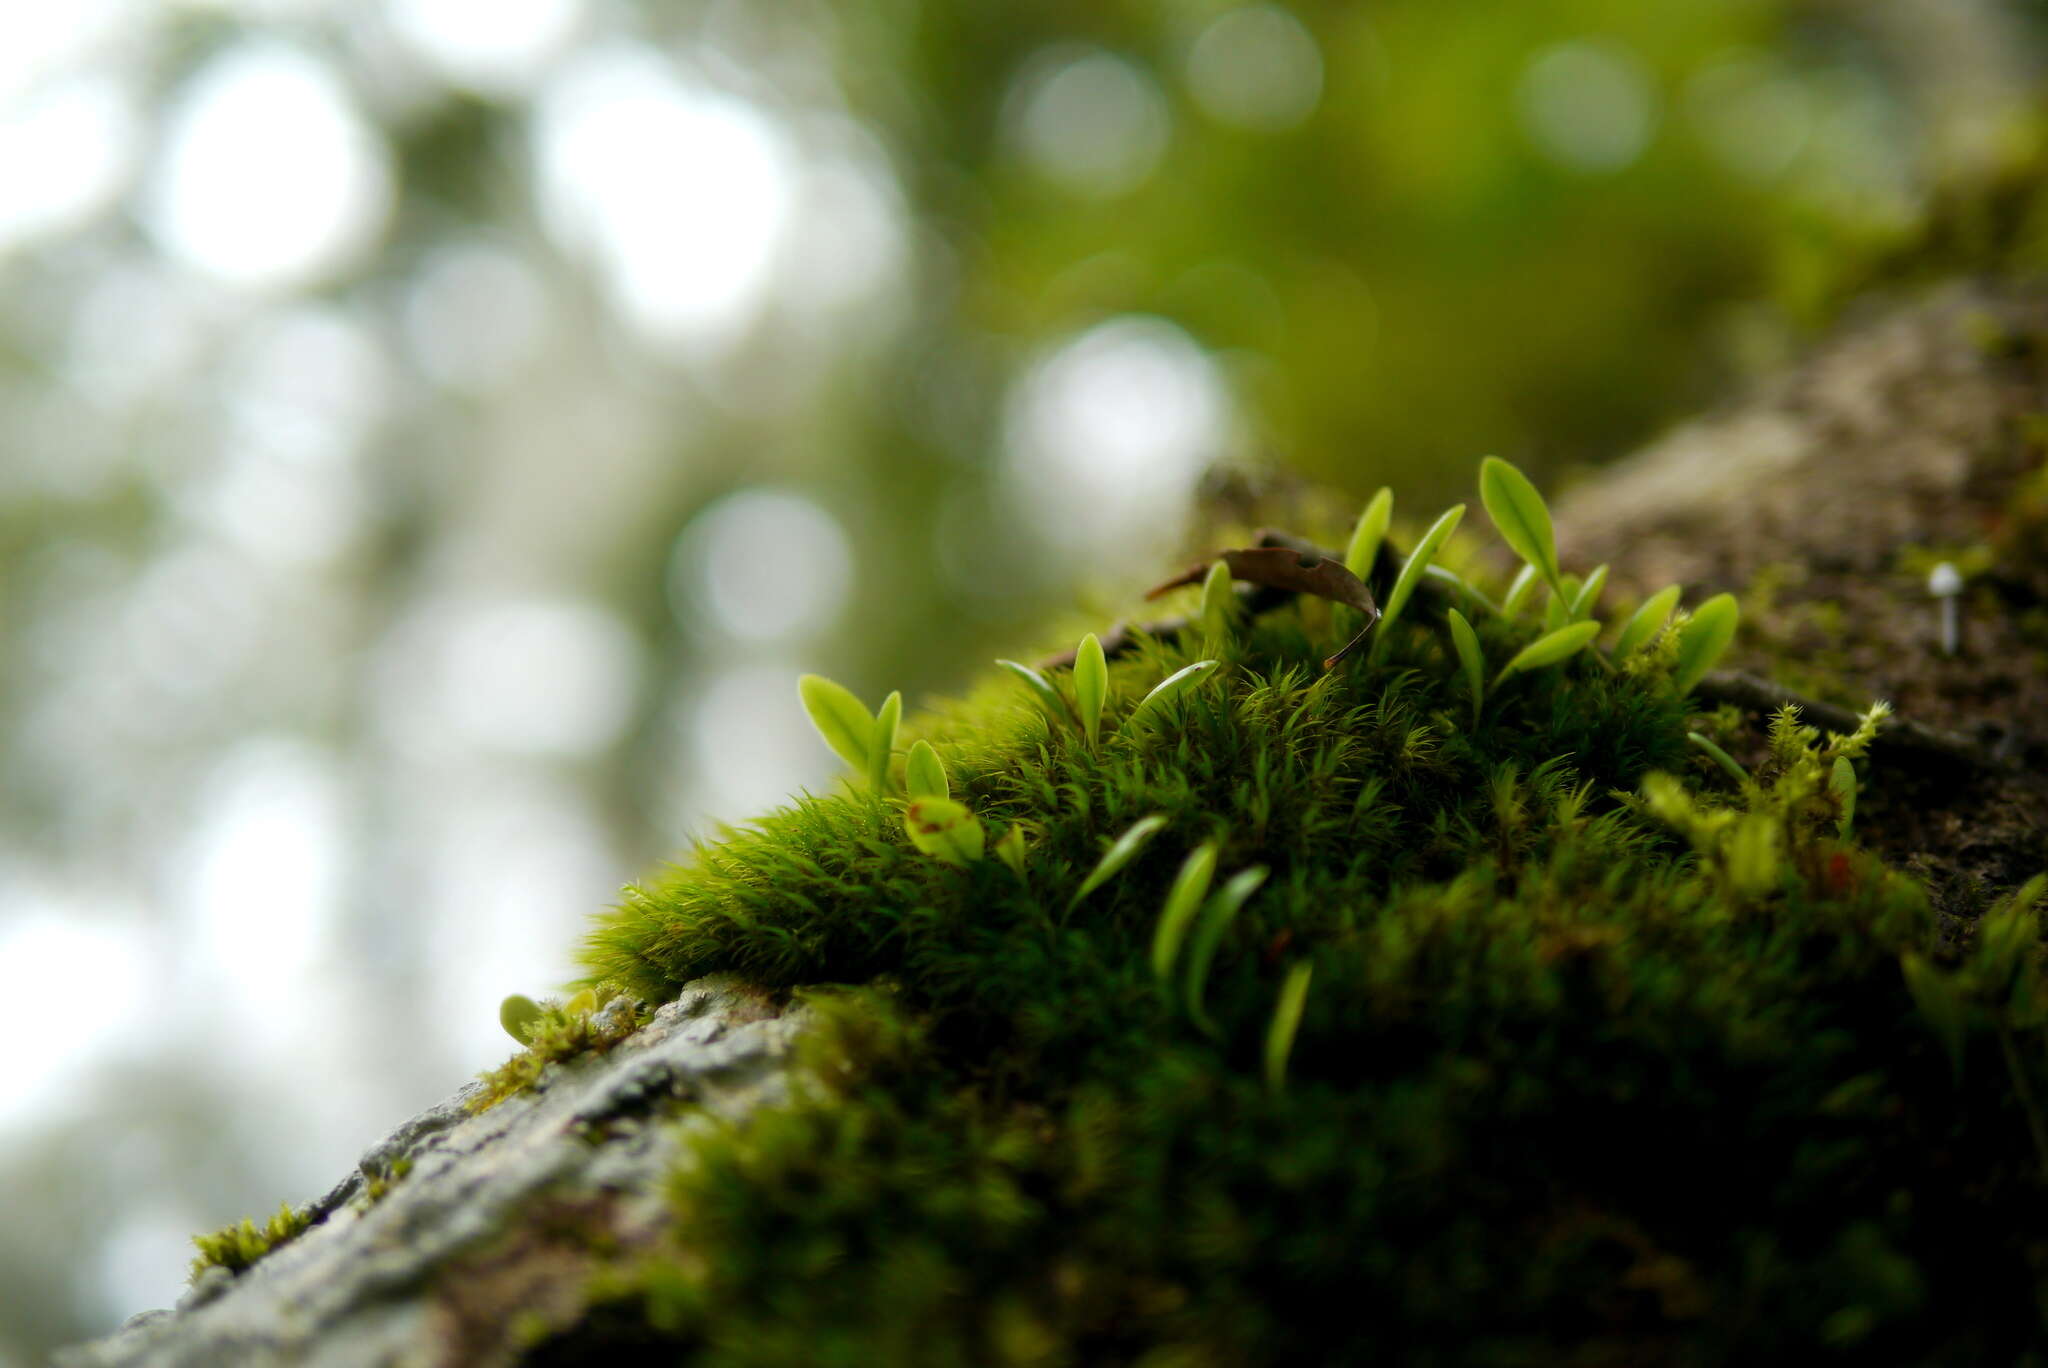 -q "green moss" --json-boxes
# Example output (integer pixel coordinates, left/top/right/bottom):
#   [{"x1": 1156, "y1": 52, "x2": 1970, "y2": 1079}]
[
  {"x1": 469, "y1": 988, "x2": 640, "y2": 1114},
  {"x1": 521, "y1": 495, "x2": 2048, "y2": 1362},
  {"x1": 188, "y1": 1202, "x2": 315, "y2": 1281}
]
